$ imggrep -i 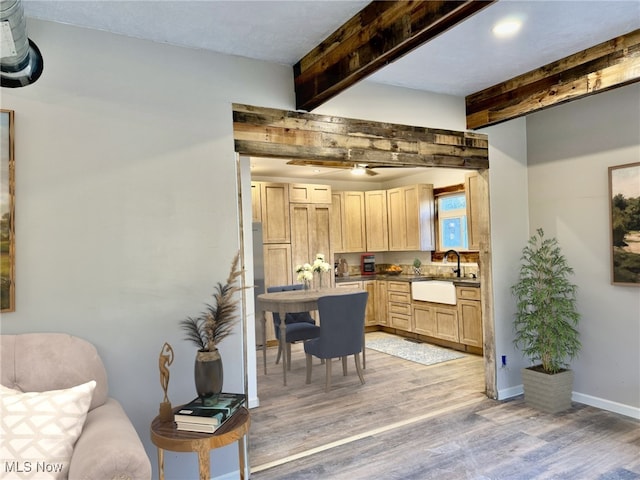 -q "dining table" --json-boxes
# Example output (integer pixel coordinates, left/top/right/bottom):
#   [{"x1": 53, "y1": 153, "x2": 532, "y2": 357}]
[{"x1": 256, "y1": 286, "x2": 364, "y2": 386}]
